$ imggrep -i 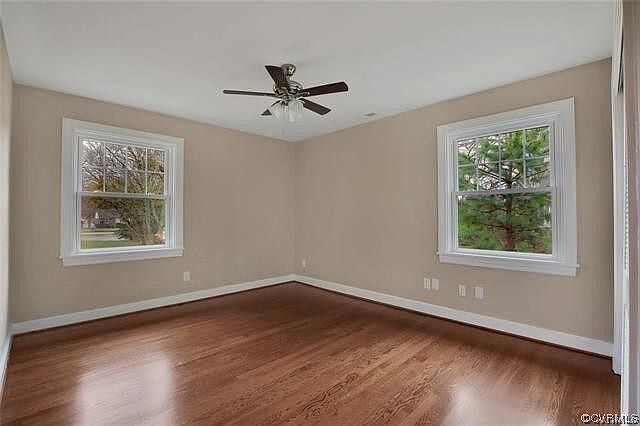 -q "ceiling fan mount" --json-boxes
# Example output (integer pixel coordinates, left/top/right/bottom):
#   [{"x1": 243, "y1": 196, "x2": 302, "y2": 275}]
[
  {"x1": 223, "y1": 63, "x2": 349, "y2": 120},
  {"x1": 281, "y1": 63, "x2": 296, "y2": 77},
  {"x1": 272, "y1": 63, "x2": 302, "y2": 99}
]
